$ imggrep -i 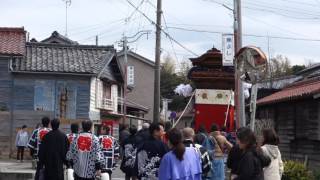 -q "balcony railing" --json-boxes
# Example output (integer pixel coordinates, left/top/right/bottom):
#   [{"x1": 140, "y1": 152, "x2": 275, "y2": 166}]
[
  {"x1": 101, "y1": 98, "x2": 114, "y2": 110},
  {"x1": 118, "y1": 97, "x2": 124, "y2": 105}
]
